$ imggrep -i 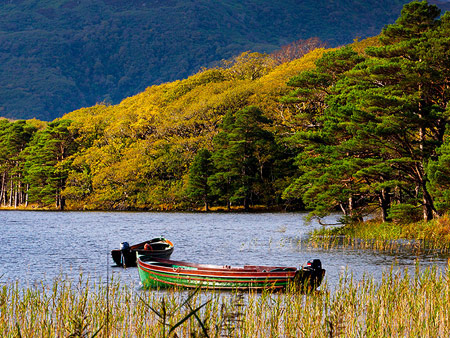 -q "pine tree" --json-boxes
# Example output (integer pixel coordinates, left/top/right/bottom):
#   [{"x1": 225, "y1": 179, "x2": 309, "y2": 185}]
[
  {"x1": 23, "y1": 120, "x2": 78, "y2": 210},
  {"x1": 283, "y1": 1, "x2": 450, "y2": 222},
  {"x1": 282, "y1": 47, "x2": 367, "y2": 221},
  {"x1": 210, "y1": 106, "x2": 275, "y2": 210},
  {"x1": 337, "y1": 0, "x2": 446, "y2": 221},
  {"x1": 187, "y1": 148, "x2": 214, "y2": 211},
  {"x1": 0, "y1": 120, "x2": 37, "y2": 207}
]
